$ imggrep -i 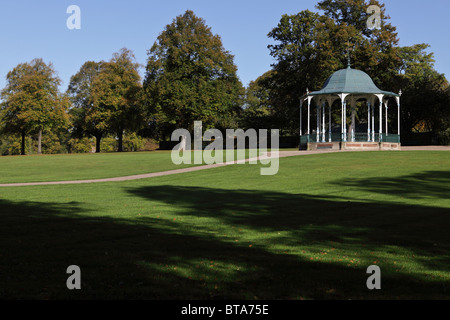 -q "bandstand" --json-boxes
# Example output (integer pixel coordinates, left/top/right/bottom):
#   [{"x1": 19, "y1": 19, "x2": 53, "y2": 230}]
[{"x1": 299, "y1": 61, "x2": 402, "y2": 151}]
